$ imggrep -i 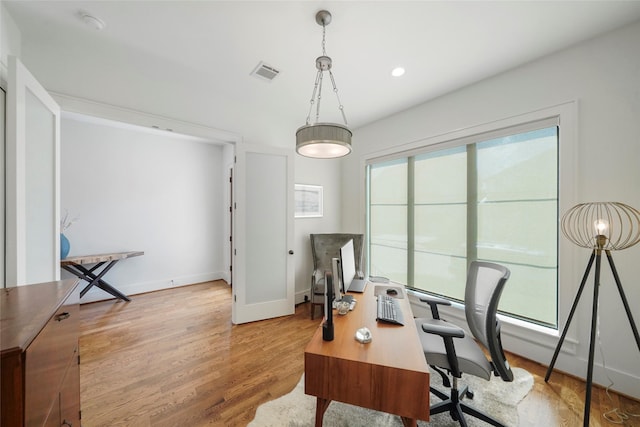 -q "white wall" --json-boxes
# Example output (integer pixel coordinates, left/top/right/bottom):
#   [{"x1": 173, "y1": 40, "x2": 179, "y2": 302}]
[
  {"x1": 293, "y1": 155, "x2": 344, "y2": 303},
  {"x1": 0, "y1": 3, "x2": 21, "y2": 84},
  {"x1": 60, "y1": 115, "x2": 226, "y2": 302},
  {"x1": 343, "y1": 21, "x2": 640, "y2": 398}
]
